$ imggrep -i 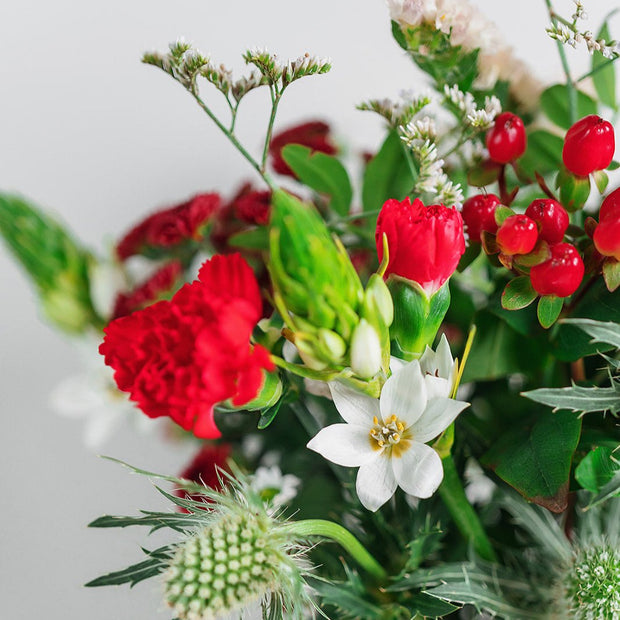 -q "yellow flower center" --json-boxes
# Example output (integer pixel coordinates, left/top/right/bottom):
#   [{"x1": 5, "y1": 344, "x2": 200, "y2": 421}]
[{"x1": 369, "y1": 415, "x2": 412, "y2": 458}]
